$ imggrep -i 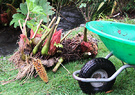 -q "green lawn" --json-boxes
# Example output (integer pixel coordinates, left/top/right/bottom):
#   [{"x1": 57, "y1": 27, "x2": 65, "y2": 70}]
[{"x1": 1, "y1": 19, "x2": 135, "y2": 95}]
